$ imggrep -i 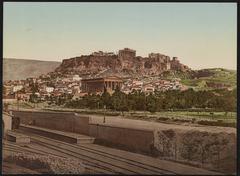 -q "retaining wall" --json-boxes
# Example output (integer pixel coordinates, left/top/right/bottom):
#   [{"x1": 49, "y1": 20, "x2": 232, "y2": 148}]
[
  {"x1": 11, "y1": 110, "x2": 236, "y2": 174},
  {"x1": 12, "y1": 110, "x2": 154, "y2": 154},
  {"x1": 89, "y1": 123, "x2": 154, "y2": 154},
  {"x1": 12, "y1": 111, "x2": 90, "y2": 135}
]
